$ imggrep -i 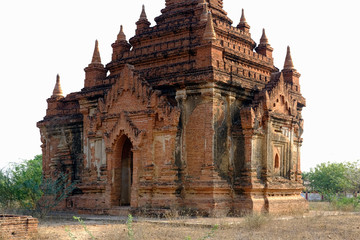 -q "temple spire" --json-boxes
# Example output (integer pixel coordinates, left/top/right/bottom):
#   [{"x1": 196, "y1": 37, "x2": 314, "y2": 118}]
[
  {"x1": 139, "y1": 4, "x2": 148, "y2": 21},
  {"x1": 237, "y1": 9, "x2": 250, "y2": 33},
  {"x1": 84, "y1": 40, "x2": 106, "y2": 88},
  {"x1": 112, "y1": 24, "x2": 131, "y2": 61},
  {"x1": 117, "y1": 25, "x2": 126, "y2": 42},
  {"x1": 282, "y1": 46, "x2": 300, "y2": 92},
  {"x1": 136, "y1": 4, "x2": 151, "y2": 34},
  {"x1": 203, "y1": 11, "x2": 216, "y2": 41},
  {"x1": 255, "y1": 28, "x2": 273, "y2": 58},
  {"x1": 91, "y1": 40, "x2": 102, "y2": 64},
  {"x1": 284, "y1": 46, "x2": 295, "y2": 70},
  {"x1": 52, "y1": 74, "x2": 63, "y2": 98},
  {"x1": 260, "y1": 28, "x2": 268, "y2": 45},
  {"x1": 240, "y1": 8, "x2": 247, "y2": 23}
]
